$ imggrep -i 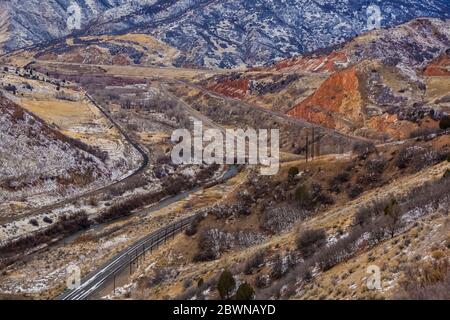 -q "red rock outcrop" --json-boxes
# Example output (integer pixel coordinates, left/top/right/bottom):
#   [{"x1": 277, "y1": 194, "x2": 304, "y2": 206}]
[
  {"x1": 270, "y1": 51, "x2": 348, "y2": 73},
  {"x1": 286, "y1": 67, "x2": 363, "y2": 130},
  {"x1": 423, "y1": 53, "x2": 450, "y2": 76},
  {"x1": 208, "y1": 78, "x2": 250, "y2": 98}
]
